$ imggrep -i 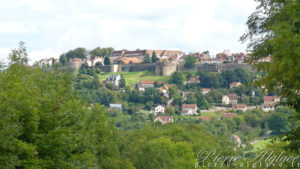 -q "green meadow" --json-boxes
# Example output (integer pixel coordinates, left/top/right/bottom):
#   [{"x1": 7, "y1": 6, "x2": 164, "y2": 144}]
[{"x1": 99, "y1": 70, "x2": 170, "y2": 86}]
